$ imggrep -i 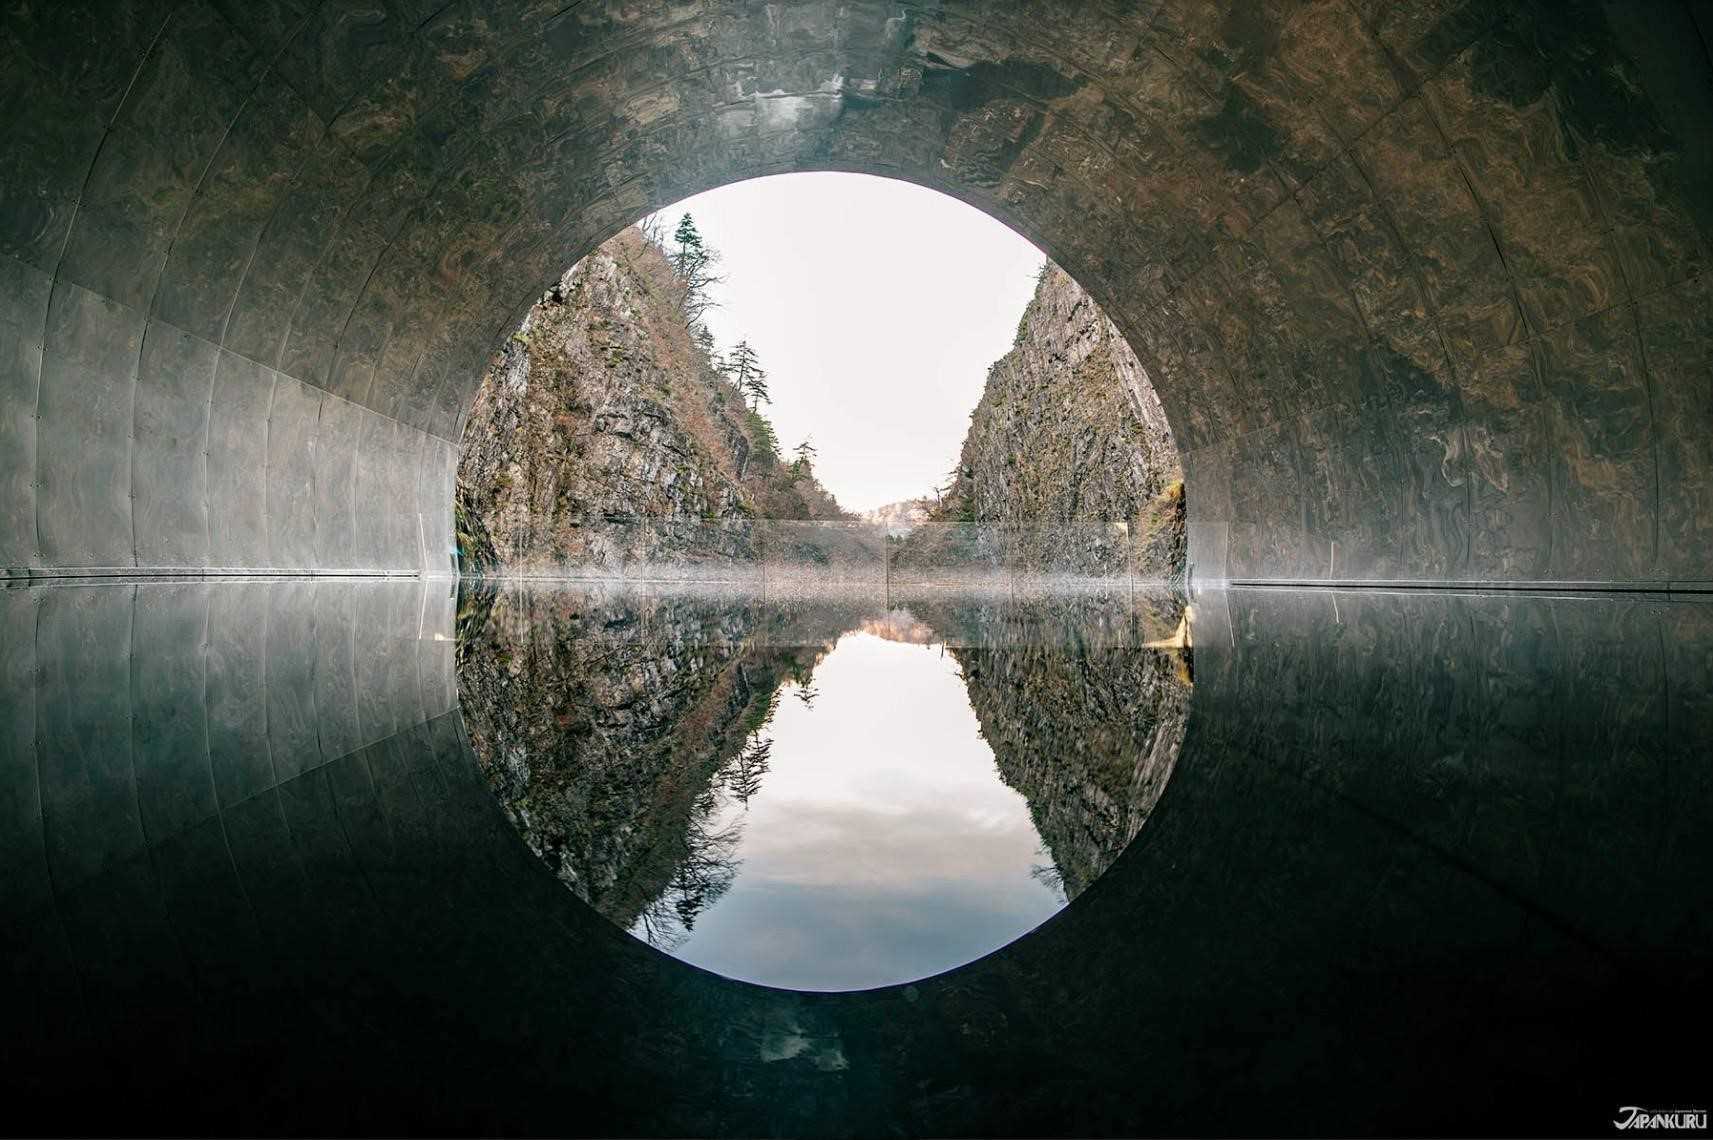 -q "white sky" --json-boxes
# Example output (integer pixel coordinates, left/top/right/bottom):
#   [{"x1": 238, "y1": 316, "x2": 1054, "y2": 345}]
[{"x1": 644, "y1": 173, "x2": 1045, "y2": 514}]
